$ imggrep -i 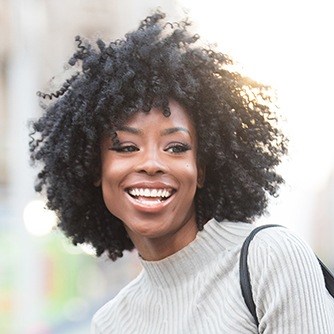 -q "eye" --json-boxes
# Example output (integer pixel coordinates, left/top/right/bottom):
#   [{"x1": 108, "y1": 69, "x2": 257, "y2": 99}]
[
  {"x1": 109, "y1": 145, "x2": 139, "y2": 153},
  {"x1": 165, "y1": 143, "x2": 191, "y2": 154}
]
